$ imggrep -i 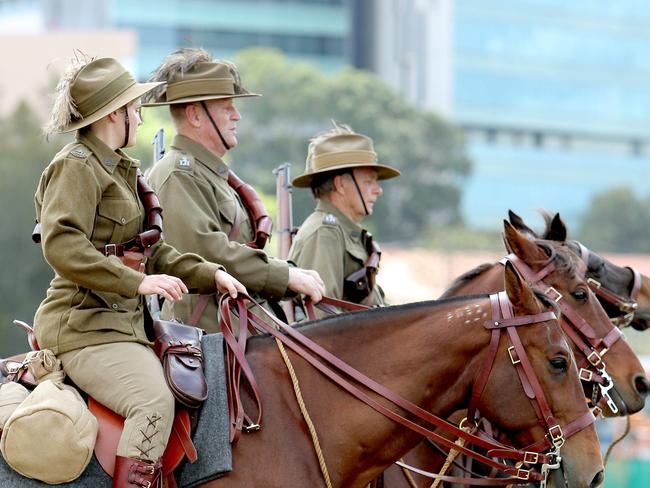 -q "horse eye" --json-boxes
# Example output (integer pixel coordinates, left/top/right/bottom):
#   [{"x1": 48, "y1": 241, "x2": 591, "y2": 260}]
[
  {"x1": 571, "y1": 289, "x2": 589, "y2": 302},
  {"x1": 549, "y1": 357, "x2": 568, "y2": 373}
]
